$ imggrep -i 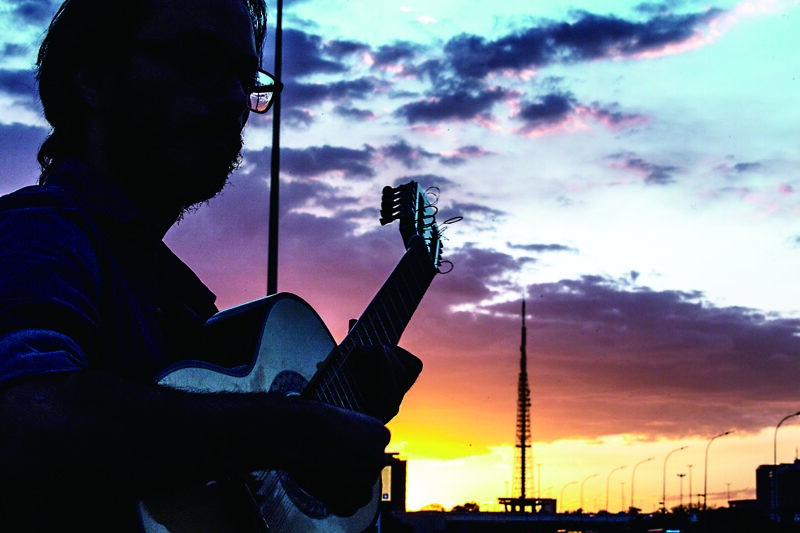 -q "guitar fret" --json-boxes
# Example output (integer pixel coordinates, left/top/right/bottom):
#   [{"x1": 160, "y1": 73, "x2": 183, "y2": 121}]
[
  {"x1": 377, "y1": 298, "x2": 399, "y2": 343},
  {"x1": 367, "y1": 307, "x2": 391, "y2": 345},
  {"x1": 306, "y1": 238, "x2": 438, "y2": 417}
]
